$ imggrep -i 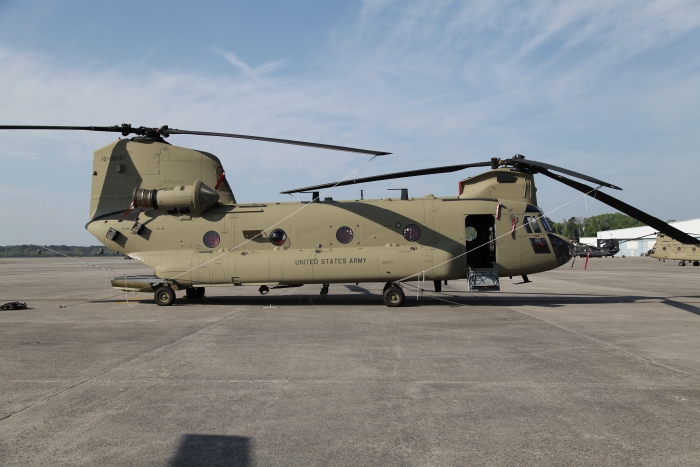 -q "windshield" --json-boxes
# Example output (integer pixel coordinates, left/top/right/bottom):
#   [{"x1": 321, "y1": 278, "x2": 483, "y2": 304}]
[{"x1": 538, "y1": 209, "x2": 554, "y2": 232}]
